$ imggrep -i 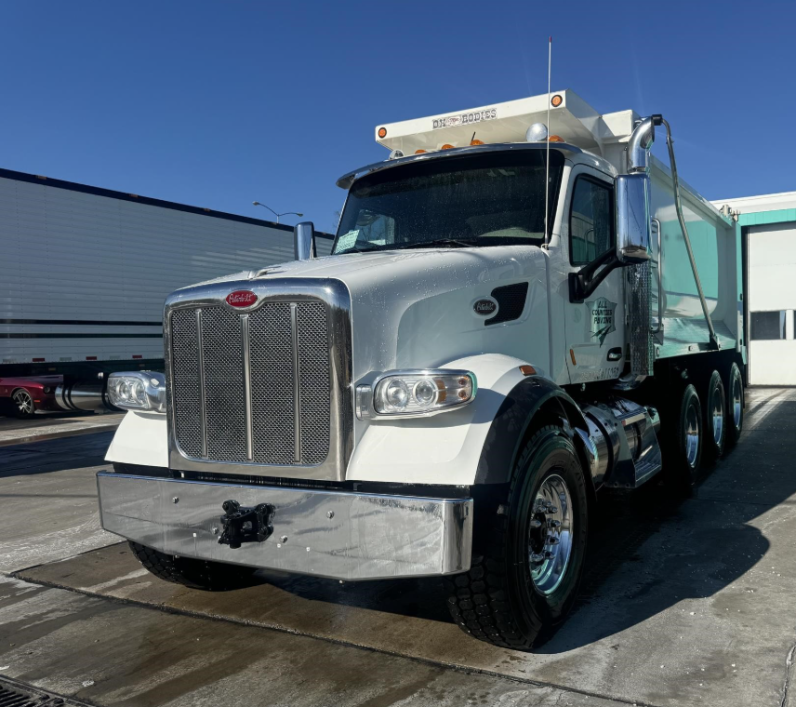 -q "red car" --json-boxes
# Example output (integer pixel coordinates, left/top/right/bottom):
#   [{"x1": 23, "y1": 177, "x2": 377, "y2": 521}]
[{"x1": 0, "y1": 376, "x2": 62, "y2": 418}]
